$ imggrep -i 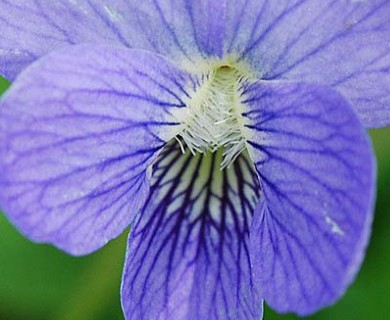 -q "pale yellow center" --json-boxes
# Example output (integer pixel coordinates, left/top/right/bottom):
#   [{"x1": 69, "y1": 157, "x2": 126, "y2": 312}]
[{"x1": 176, "y1": 65, "x2": 249, "y2": 169}]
